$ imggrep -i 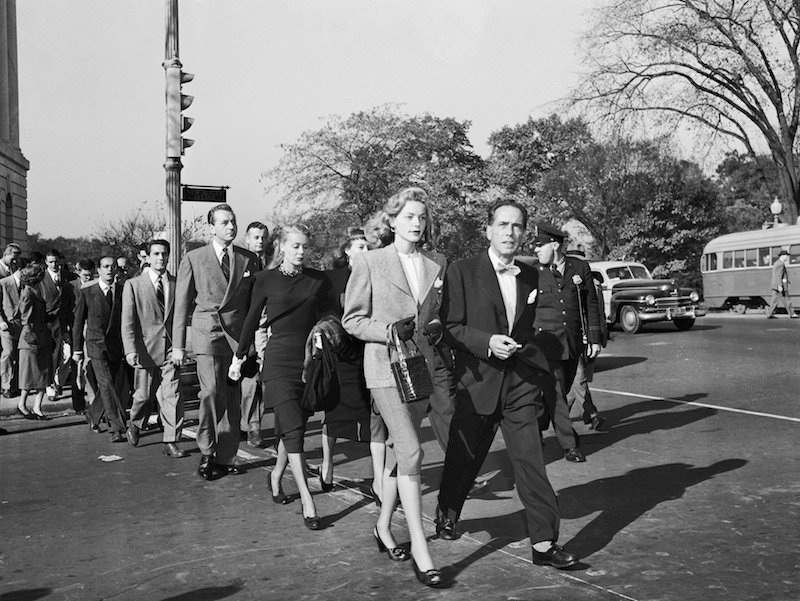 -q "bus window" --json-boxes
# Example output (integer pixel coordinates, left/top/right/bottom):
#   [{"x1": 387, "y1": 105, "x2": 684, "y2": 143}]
[
  {"x1": 733, "y1": 249, "x2": 745, "y2": 268},
  {"x1": 791, "y1": 245, "x2": 800, "y2": 264},
  {"x1": 709, "y1": 253, "x2": 717, "y2": 270},
  {"x1": 759, "y1": 247, "x2": 771, "y2": 266},
  {"x1": 745, "y1": 248, "x2": 757, "y2": 267},
  {"x1": 722, "y1": 251, "x2": 733, "y2": 269},
  {"x1": 771, "y1": 247, "x2": 783, "y2": 263}
]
